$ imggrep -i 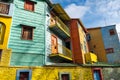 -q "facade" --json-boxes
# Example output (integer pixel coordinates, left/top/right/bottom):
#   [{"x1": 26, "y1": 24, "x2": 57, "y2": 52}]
[
  {"x1": 101, "y1": 25, "x2": 120, "y2": 63},
  {"x1": 8, "y1": 0, "x2": 48, "y2": 66},
  {"x1": 0, "y1": 1, "x2": 13, "y2": 66},
  {"x1": 70, "y1": 19, "x2": 97, "y2": 64},
  {"x1": 88, "y1": 25, "x2": 120, "y2": 63},
  {"x1": 0, "y1": 0, "x2": 120, "y2": 80},
  {"x1": 87, "y1": 27, "x2": 107, "y2": 62},
  {"x1": 46, "y1": 3, "x2": 72, "y2": 64}
]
